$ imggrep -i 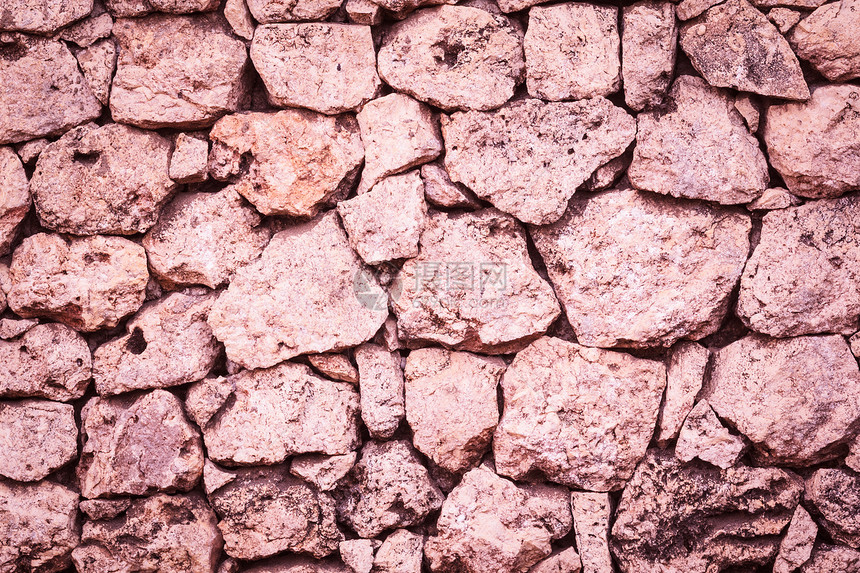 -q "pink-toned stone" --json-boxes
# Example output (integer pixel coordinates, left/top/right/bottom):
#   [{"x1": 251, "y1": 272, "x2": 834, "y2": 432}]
[
  {"x1": 621, "y1": 1, "x2": 678, "y2": 111},
  {"x1": 290, "y1": 452, "x2": 357, "y2": 492},
  {"x1": 790, "y1": 0, "x2": 860, "y2": 81},
  {"x1": 675, "y1": 400, "x2": 746, "y2": 469},
  {"x1": 774, "y1": 506, "x2": 818, "y2": 573},
  {"x1": 0, "y1": 146, "x2": 30, "y2": 256},
  {"x1": 0, "y1": 399, "x2": 77, "y2": 482},
  {"x1": 0, "y1": 0, "x2": 93, "y2": 34},
  {"x1": 656, "y1": 341, "x2": 709, "y2": 447},
  {"x1": 805, "y1": 469, "x2": 860, "y2": 549},
  {"x1": 170, "y1": 133, "x2": 208, "y2": 183},
  {"x1": 246, "y1": 0, "x2": 341, "y2": 22},
  {"x1": 420, "y1": 162, "x2": 481, "y2": 209},
  {"x1": 354, "y1": 344, "x2": 405, "y2": 440}
]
